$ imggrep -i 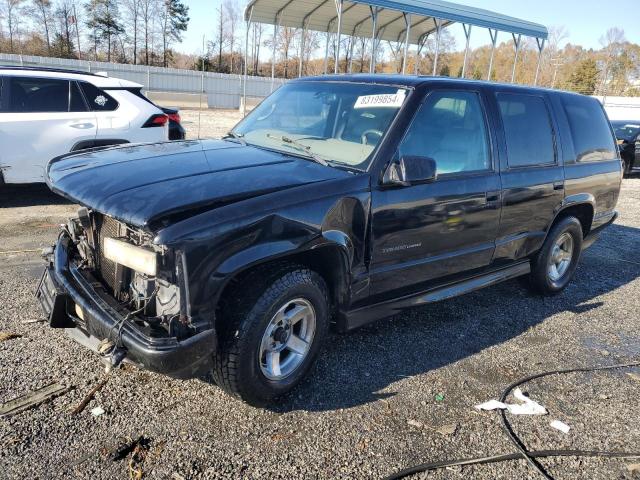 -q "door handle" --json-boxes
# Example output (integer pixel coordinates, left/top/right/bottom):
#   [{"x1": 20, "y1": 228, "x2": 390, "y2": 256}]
[
  {"x1": 553, "y1": 181, "x2": 564, "y2": 191},
  {"x1": 70, "y1": 123, "x2": 94, "y2": 129}
]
